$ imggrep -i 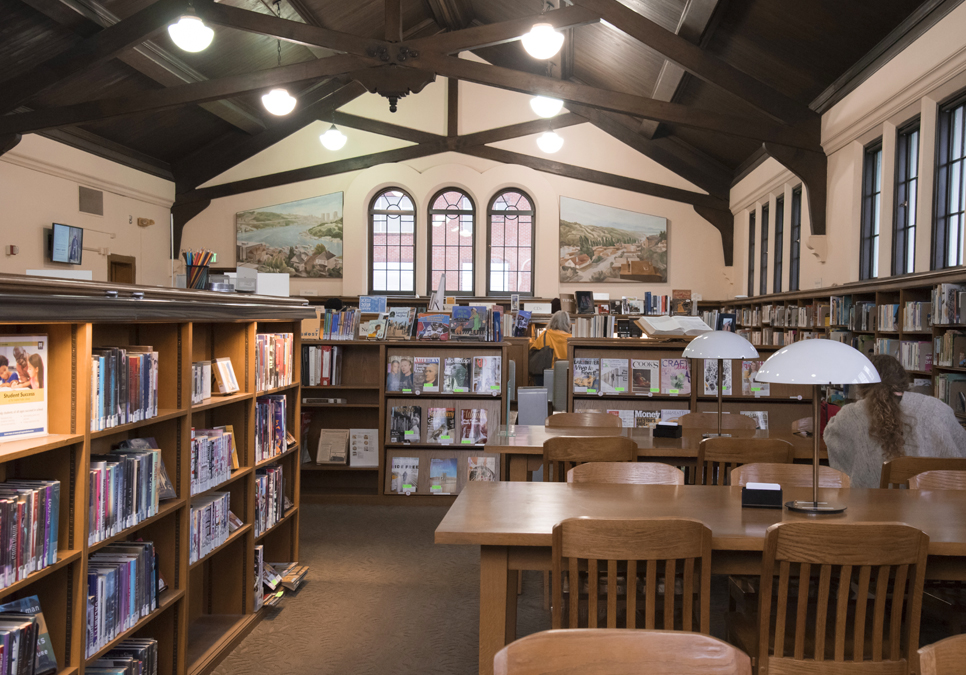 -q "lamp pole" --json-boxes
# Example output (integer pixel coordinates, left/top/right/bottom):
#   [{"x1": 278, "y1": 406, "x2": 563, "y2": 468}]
[{"x1": 717, "y1": 357, "x2": 724, "y2": 437}]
